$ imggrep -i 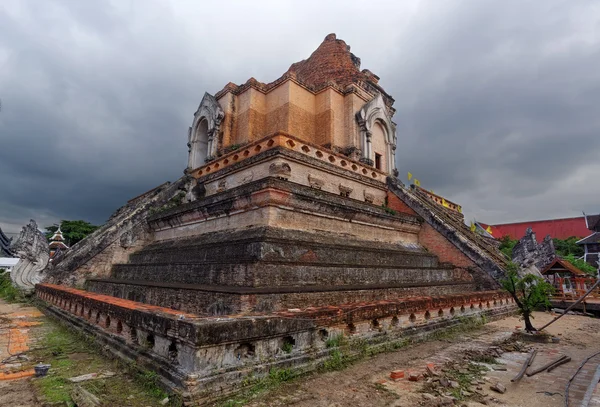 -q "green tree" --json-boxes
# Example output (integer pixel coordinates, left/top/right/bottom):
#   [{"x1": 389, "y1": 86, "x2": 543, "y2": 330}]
[
  {"x1": 553, "y1": 237, "x2": 584, "y2": 258},
  {"x1": 562, "y1": 254, "x2": 597, "y2": 275},
  {"x1": 498, "y1": 235, "x2": 518, "y2": 258},
  {"x1": 45, "y1": 220, "x2": 99, "y2": 246},
  {"x1": 500, "y1": 262, "x2": 554, "y2": 332}
]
